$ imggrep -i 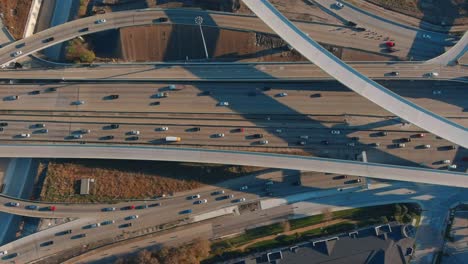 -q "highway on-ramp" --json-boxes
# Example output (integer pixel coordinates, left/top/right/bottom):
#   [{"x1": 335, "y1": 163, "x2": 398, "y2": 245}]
[{"x1": 241, "y1": 0, "x2": 468, "y2": 148}]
